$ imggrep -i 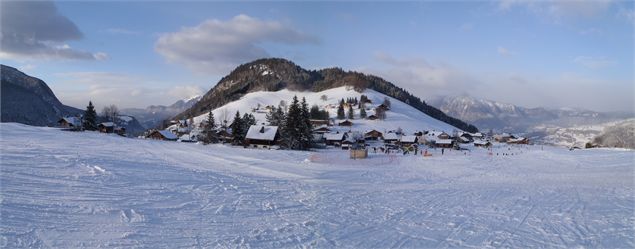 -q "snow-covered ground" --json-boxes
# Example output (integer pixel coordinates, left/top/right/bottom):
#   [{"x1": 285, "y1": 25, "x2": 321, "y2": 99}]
[
  {"x1": 191, "y1": 86, "x2": 458, "y2": 134},
  {"x1": 1, "y1": 123, "x2": 634, "y2": 248}
]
